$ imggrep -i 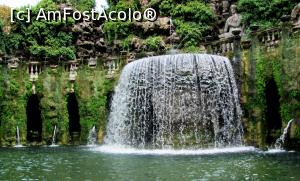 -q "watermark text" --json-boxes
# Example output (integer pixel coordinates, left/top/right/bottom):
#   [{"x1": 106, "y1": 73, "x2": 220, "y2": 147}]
[{"x1": 11, "y1": 8, "x2": 157, "y2": 23}]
